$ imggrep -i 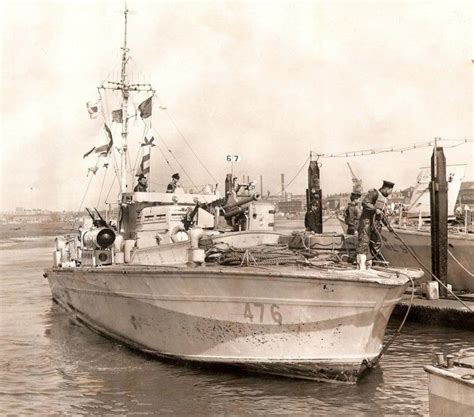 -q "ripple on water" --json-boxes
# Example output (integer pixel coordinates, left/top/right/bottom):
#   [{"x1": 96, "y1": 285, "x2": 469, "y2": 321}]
[{"x1": 1, "y1": 242, "x2": 473, "y2": 416}]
